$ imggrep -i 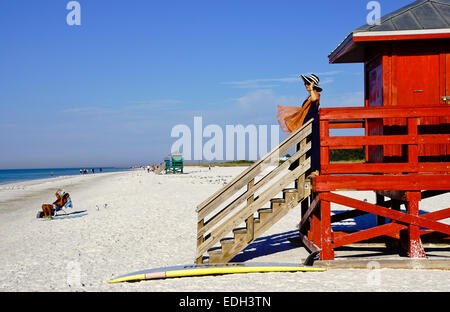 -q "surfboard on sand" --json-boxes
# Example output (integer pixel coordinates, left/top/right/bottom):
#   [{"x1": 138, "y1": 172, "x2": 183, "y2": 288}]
[{"x1": 108, "y1": 262, "x2": 326, "y2": 283}]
